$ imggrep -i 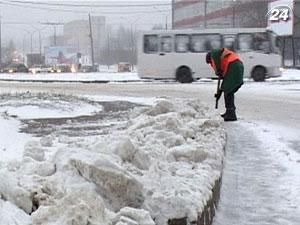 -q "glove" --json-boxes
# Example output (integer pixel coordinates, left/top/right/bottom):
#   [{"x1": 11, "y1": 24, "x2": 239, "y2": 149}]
[
  {"x1": 214, "y1": 90, "x2": 223, "y2": 100},
  {"x1": 216, "y1": 69, "x2": 223, "y2": 78},
  {"x1": 206, "y1": 52, "x2": 212, "y2": 64}
]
